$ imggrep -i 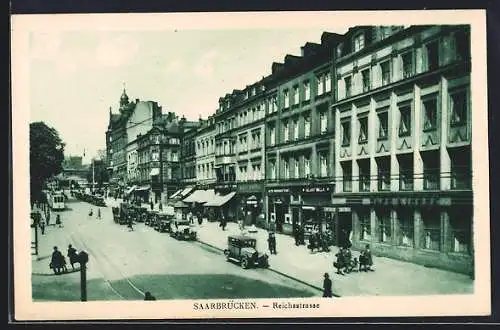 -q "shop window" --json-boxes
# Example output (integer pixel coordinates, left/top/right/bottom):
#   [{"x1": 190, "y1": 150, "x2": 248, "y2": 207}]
[
  {"x1": 398, "y1": 153, "x2": 414, "y2": 191},
  {"x1": 398, "y1": 209, "x2": 414, "y2": 247},
  {"x1": 361, "y1": 69, "x2": 371, "y2": 92},
  {"x1": 398, "y1": 103, "x2": 412, "y2": 137},
  {"x1": 422, "y1": 96, "x2": 438, "y2": 131},
  {"x1": 377, "y1": 209, "x2": 391, "y2": 243},
  {"x1": 358, "y1": 116, "x2": 368, "y2": 144},
  {"x1": 450, "y1": 89, "x2": 468, "y2": 127},
  {"x1": 341, "y1": 119, "x2": 351, "y2": 146},
  {"x1": 376, "y1": 156, "x2": 391, "y2": 191},
  {"x1": 421, "y1": 209, "x2": 441, "y2": 251},
  {"x1": 422, "y1": 151, "x2": 440, "y2": 190},
  {"x1": 358, "y1": 159, "x2": 370, "y2": 192},
  {"x1": 426, "y1": 40, "x2": 440, "y2": 71},
  {"x1": 359, "y1": 210, "x2": 371, "y2": 241},
  {"x1": 378, "y1": 110, "x2": 388, "y2": 140},
  {"x1": 449, "y1": 206, "x2": 472, "y2": 254}
]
